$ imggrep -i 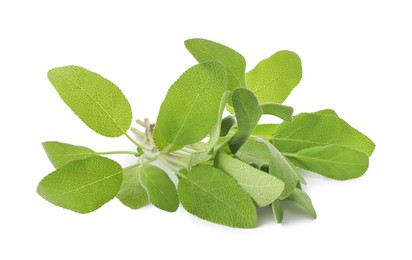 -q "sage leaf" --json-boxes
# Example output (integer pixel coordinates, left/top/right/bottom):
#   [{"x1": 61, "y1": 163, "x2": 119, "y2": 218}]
[
  {"x1": 220, "y1": 115, "x2": 236, "y2": 137},
  {"x1": 246, "y1": 51, "x2": 302, "y2": 104},
  {"x1": 42, "y1": 141, "x2": 95, "y2": 168},
  {"x1": 47, "y1": 66, "x2": 132, "y2": 137},
  {"x1": 272, "y1": 200, "x2": 284, "y2": 223},
  {"x1": 260, "y1": 103, "x2": 293, "y2": 121},
  {"x1": 37, "y1": 156, "x2": 123, "y2": 213},
  {"x1": 215, "y1": 152, "x2": 284, "y2": 207},
  {"x1": 178, "y1": 165, "x2": 257, "y2": 228},
  {"x1": 139, "y1": 164, "x2": 179, "y2": 212},
  {"x1": 288, "y1": 188, "x2": 317, "y2": 219},
  {"x1": 259, "y1": 139, "x2": 298, "y2": 199},
  {"x1": 236, "y1": 139, "x2": 272, "y2": 168},
  {"x1": 185, "y1": 38, "x2": 246, "y2": 91},
  {"x1": 209, "y1": 91, "x2": 231, "y2": 146},
  {"x1": 155, "y1": 61, "x2": 227, "y2": 146},
  {"x1": 285, "y1": 144, "x2": 369, "y2": 180},
  {"x1": 272, "y1": 113, "x2": 375, "y2": 156},
  {"x1": 117, "y1": 167, "x2": 148, "y2": 209},
  {"x1": 152, "y1": 126, "x2": 182, "y2": 152},
  {"x1": 229, "y1": 88, "x2": 262, "y2": 154}
]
